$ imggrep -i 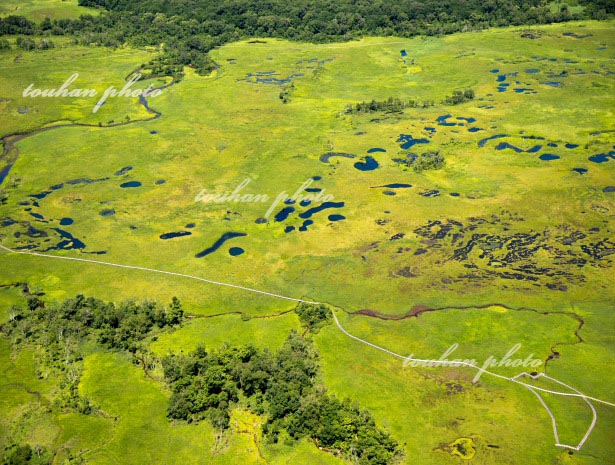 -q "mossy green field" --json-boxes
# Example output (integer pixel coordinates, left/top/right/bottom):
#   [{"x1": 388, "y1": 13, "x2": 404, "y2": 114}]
[
  {"x1": 0, "y1": 0, "x2": 99, "y2": 21},
  {"x1": 1, "y1": 18, "x2": 615, "y2": 465}
]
